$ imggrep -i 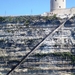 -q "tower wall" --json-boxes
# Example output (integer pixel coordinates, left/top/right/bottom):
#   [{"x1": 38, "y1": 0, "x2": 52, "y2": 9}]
[{"x1": 50, "y1": 0, "x2": 66, "y2": 12}]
